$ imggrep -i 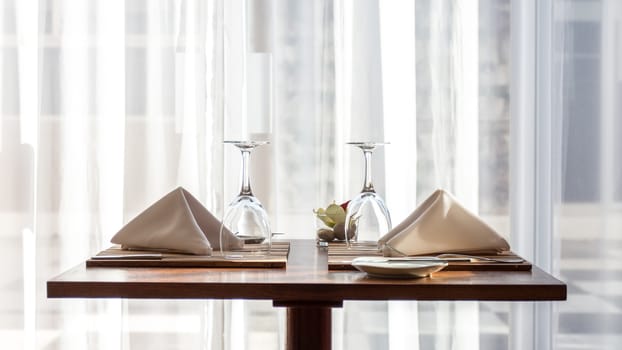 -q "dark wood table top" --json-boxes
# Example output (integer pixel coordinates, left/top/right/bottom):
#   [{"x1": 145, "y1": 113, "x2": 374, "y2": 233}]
[{"x1": 47, "y1": 239, "x2": 566, "y2": 303}]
